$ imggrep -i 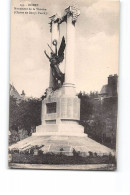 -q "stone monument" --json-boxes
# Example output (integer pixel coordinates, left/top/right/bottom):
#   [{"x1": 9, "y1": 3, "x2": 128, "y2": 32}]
[
  {"x1": 9, "y1": 6, "x2": 114, "y2": 160},
  {"x1": 34, "y1": 6, "x2": 86, "y2": 137}
]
